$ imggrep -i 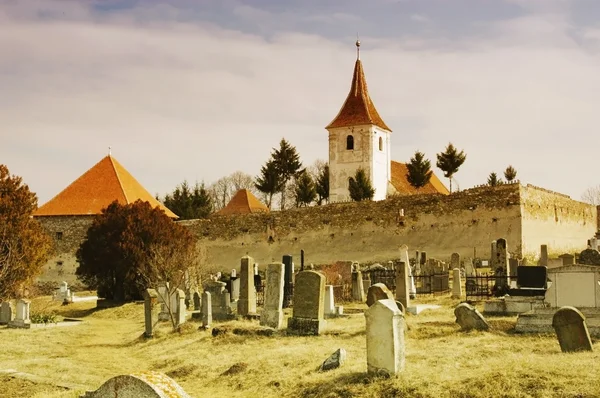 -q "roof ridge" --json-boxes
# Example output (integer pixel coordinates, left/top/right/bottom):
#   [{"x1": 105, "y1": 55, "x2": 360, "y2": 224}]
[{"x1": 109, "y1": 155, "x2": 129, "y2": 204}]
